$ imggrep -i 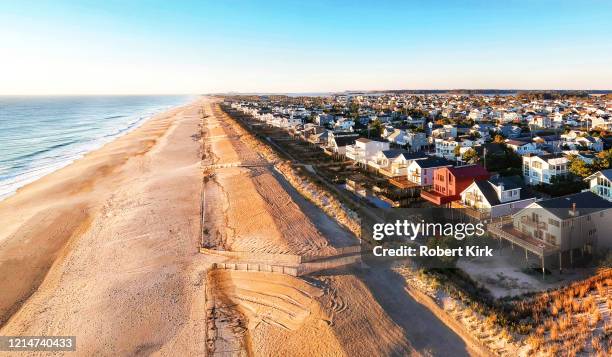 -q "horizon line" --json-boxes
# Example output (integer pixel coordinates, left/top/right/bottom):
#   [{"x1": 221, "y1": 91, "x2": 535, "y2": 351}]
[{"x1": 2, "y1": 88, "x2": 612, "y2": 97}]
